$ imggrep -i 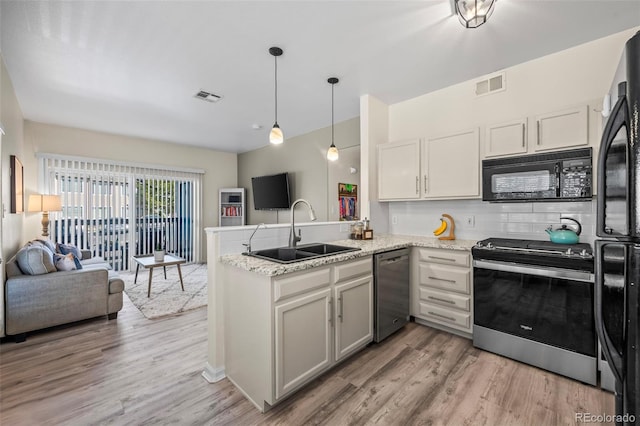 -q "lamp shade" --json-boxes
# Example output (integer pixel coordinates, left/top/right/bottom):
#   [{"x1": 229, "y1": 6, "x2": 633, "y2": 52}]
[
  {"x1": 28, "y1": 194, "x2": 62, "y2": 212},
  {"x1": 269, "y1": 123, "x2": 284, "y2": 145},
  {"x1": 327, "y1": 144, "x2": 339, "y2": 161}
]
